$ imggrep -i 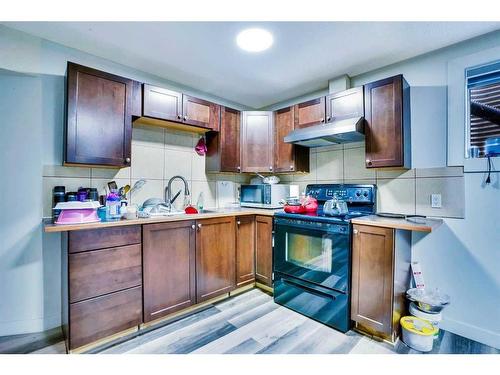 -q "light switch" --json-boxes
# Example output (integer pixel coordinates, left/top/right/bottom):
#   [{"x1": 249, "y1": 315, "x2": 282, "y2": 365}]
[{"x1": 431, "y1": 194, "x2": 442, "y2": 208}]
